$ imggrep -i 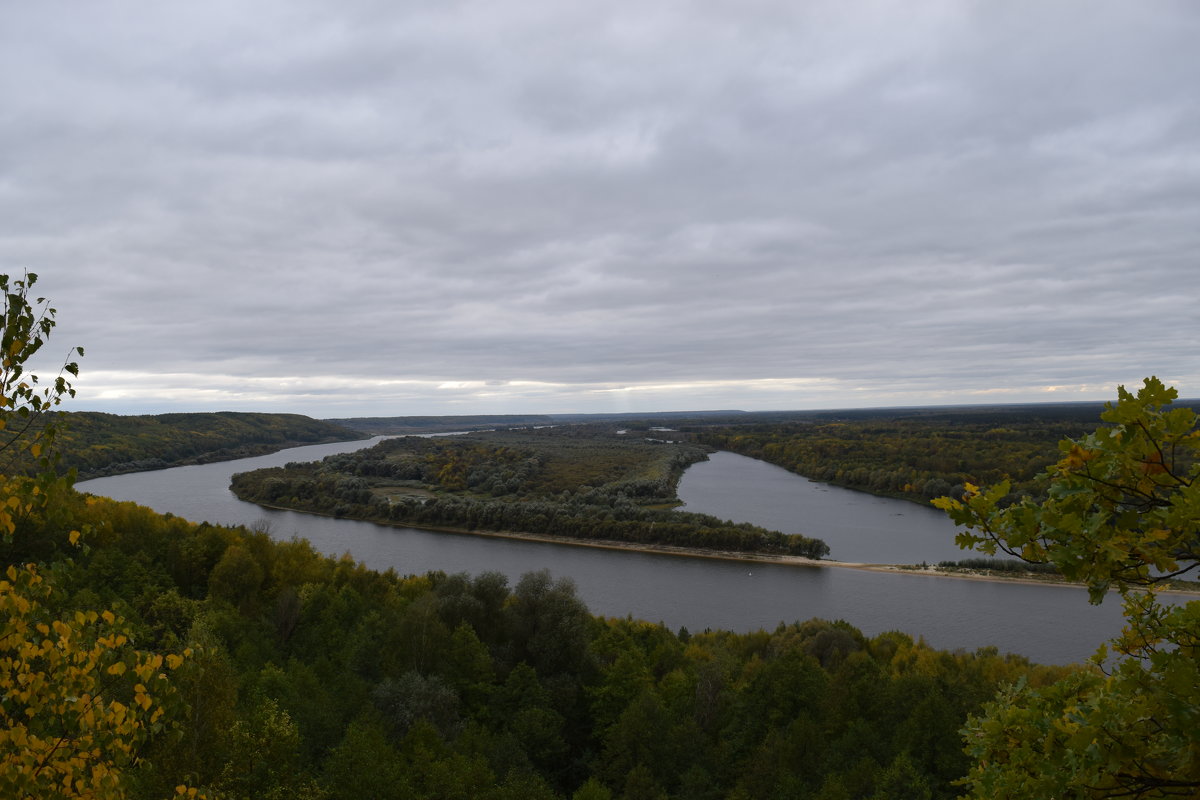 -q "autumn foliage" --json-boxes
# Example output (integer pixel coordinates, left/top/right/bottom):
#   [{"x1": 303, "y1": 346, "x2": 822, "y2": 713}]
[
  {"x1": 0, "y1": 563, "x2": 189, "y2": 798},
  {"x1": 0, "y1": 273, "x2": 193, "y2": 799}
]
